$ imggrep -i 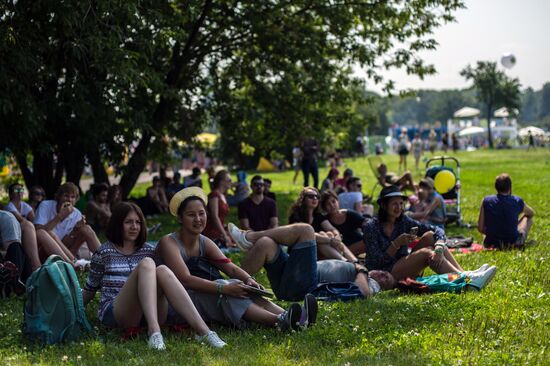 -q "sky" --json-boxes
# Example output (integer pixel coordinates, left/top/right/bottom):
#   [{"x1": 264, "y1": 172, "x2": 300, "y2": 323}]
[{"x1": 358, "y1": 0, "x2": 550, "y2": 93}]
